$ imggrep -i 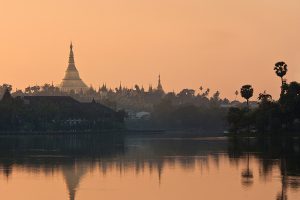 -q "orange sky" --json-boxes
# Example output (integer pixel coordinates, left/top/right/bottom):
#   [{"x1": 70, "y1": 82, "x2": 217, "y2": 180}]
[{"x1": 0, "y1": 0, "x2": 300, "y2": 100}]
